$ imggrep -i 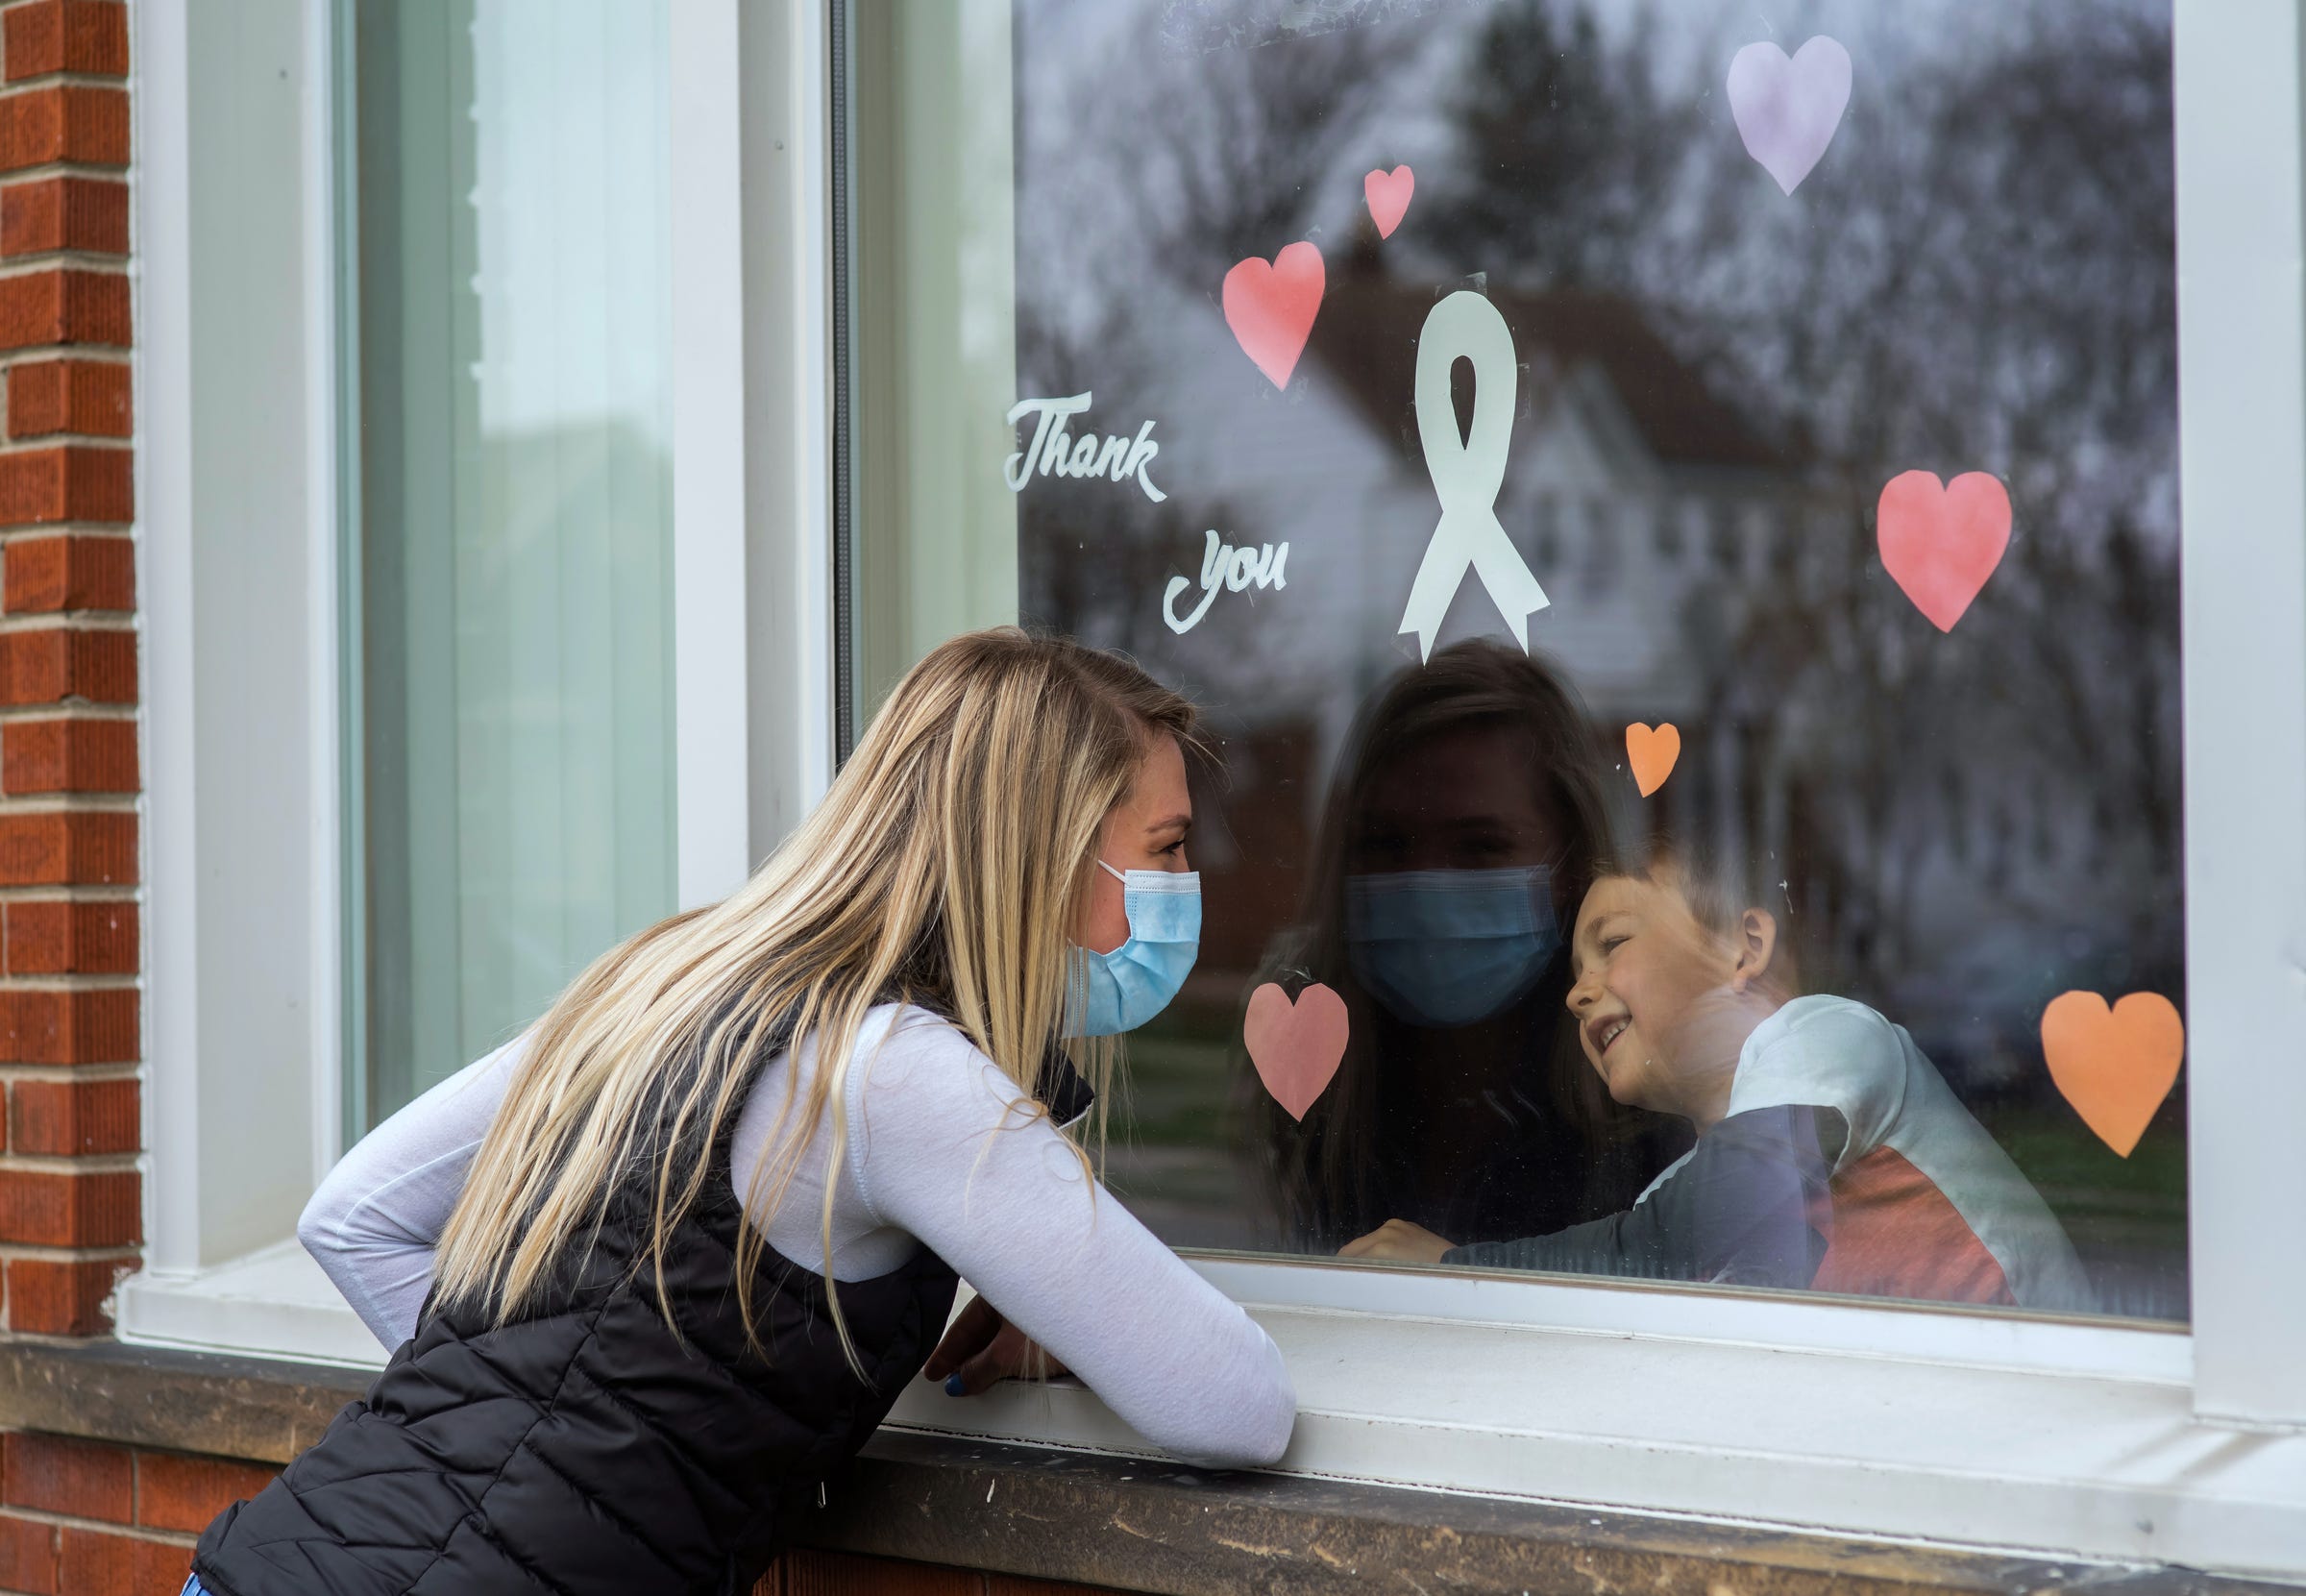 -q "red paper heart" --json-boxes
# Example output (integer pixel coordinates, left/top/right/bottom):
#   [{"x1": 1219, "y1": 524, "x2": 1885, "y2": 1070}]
[
  {"x1": 1222, "y1": 242, "x2": 1325, "y2": 390},
  {"x1": 1244, "y1": 982, "x2": 1348, "y2": 1121},
  {"x1": 1363, "y1": 165, "x2": 1414, "y2": 239},
  {"x1": 1877, "y1": 470, "x2": 2011, "y2": 632}
]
